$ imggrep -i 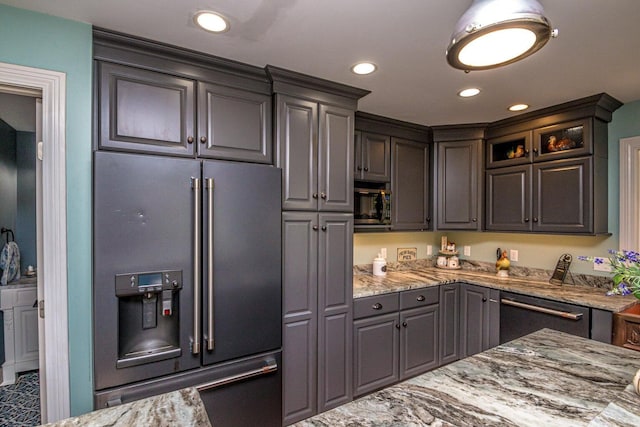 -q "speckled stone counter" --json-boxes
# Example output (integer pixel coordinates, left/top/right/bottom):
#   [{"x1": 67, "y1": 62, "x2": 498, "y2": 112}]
[
  {"x1": 43, "y1": 388, "x2": 211, "y2": 427},
  {"x1": 354, "y1": 267, "x2": 637, "y2": 312},
  {"x1": 295, "y1": 329, "x2": 640, "y2": 426}
]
